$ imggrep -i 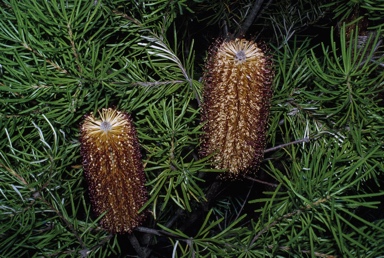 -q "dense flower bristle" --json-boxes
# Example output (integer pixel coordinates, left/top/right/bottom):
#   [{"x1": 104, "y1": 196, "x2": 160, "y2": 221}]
[
  {"x1": 200, "y1": 38, "x2": 273, "y2": 178},
  {"x1": 80, "y1": 108, "x2": 147, "y2": 233}
]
